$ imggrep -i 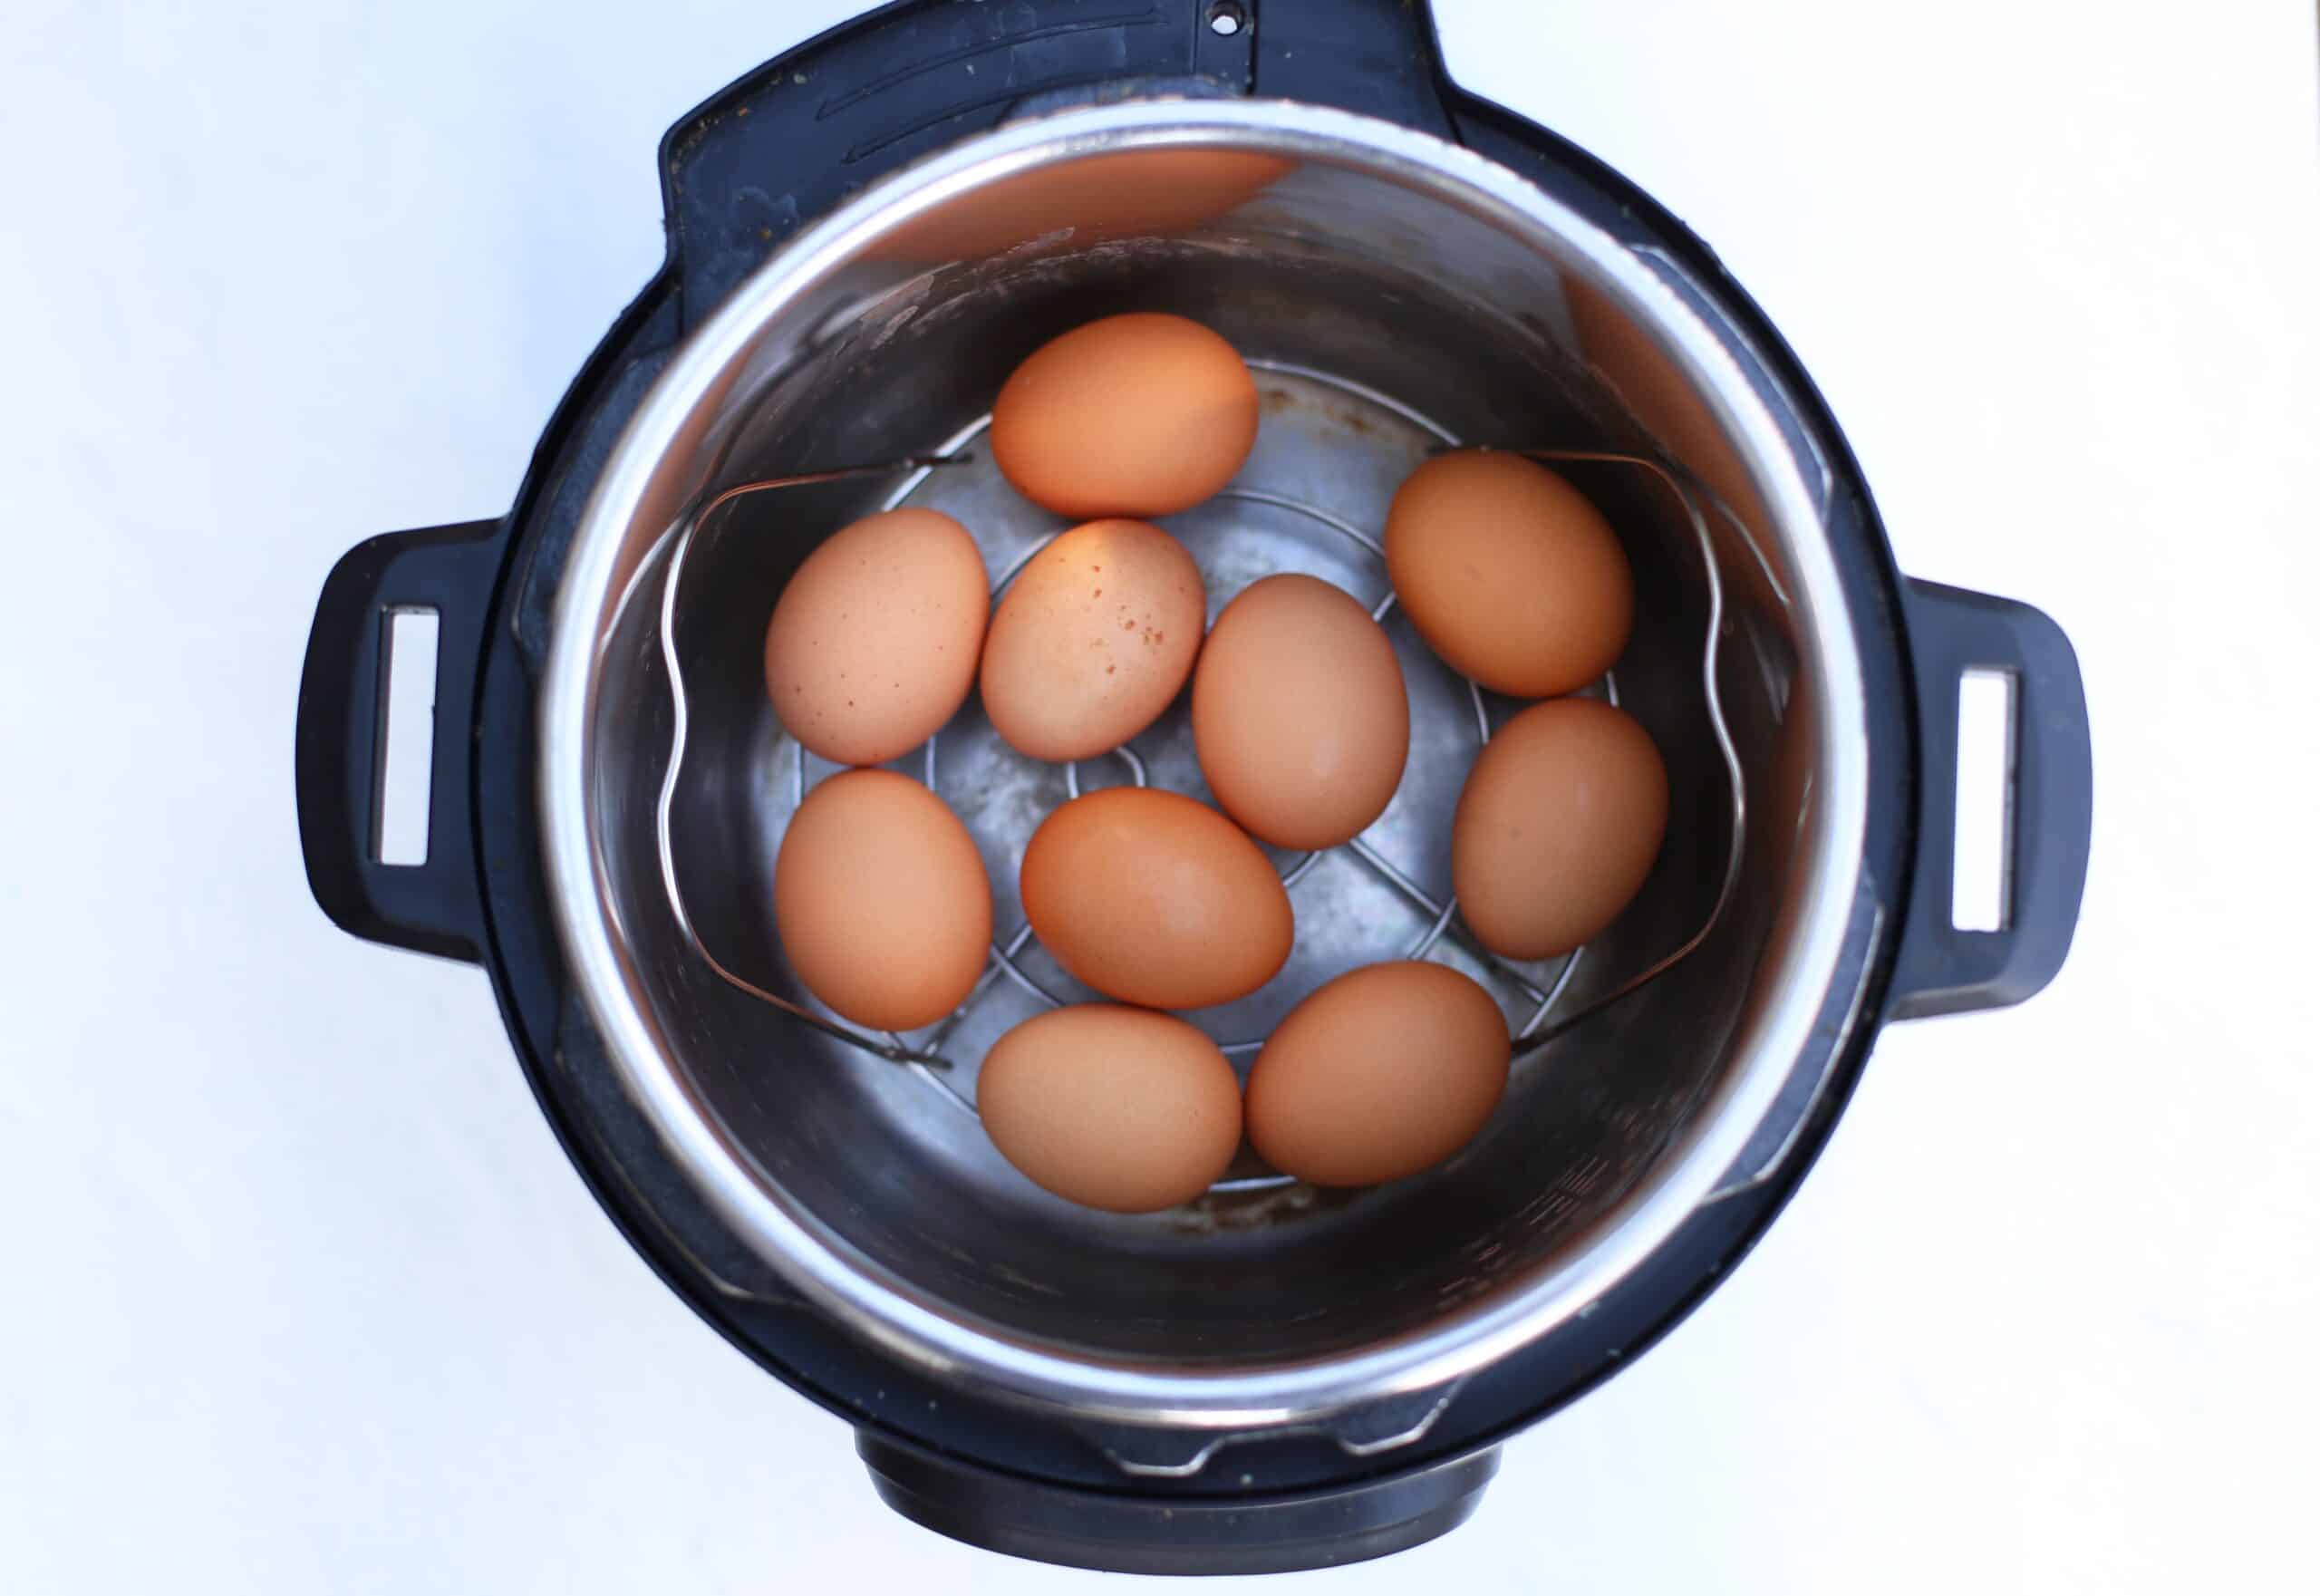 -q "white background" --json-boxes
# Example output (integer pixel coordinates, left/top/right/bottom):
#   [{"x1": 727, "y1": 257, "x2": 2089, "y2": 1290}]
[{"x1": 4, "y1": 2, "x2": 2317, "y2": 1591}]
